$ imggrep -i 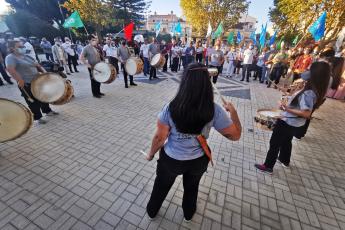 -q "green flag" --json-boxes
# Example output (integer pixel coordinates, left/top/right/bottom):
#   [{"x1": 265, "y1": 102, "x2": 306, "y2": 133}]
[
  {"x1": 63, "y1": 11, "x2": 84, "y2": 28},
  {"x1": 277, "y1": 36, "x2": 284, "y2": 50},
  {"x1": 213, "y1": 22, "x2": 224, "y2": 38},
  {"x1": 227, "y1": 31, "x2": 234, "y2": 44},
  {"x1": 292, "y1": 35, "x2": 299, "y2": 46}
]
